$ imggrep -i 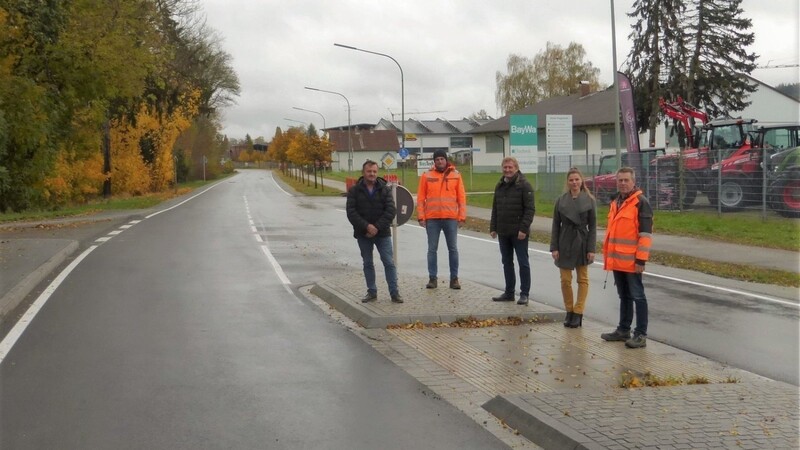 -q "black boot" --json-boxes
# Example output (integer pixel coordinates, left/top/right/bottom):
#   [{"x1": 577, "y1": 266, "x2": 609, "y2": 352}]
[
  {"x1": 563, "y1": 311, "x2": 574, "y2": 327},
  {"x1": 568, "y1": 313, "x2": 583, "y2": 328}
]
